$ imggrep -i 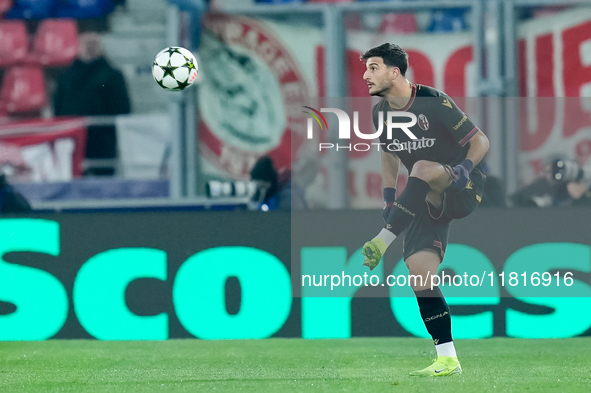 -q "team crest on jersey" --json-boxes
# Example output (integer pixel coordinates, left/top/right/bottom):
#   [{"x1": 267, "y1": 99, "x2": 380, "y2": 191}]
[{"x1": 418, "y1": 114, "x2": 429, "y2": 131}]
